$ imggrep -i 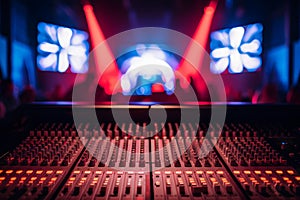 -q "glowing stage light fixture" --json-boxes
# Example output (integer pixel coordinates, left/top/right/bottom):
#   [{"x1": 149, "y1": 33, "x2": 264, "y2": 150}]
[
  {"x1": 37, "y1": 22, "x2": 89, "y2": 73},
  {"x1": 83, "y1": 3, "x2": 121, "y2": 94},
  {"x1": 120, "y1": 45, "x2": 177, "y2": 95},
  {"x1": 210, "y1": 23, "x2": 263, "y2": 74},
  {"x1": 176, "y1": 0, "x2": 218, "y2": 88}
]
